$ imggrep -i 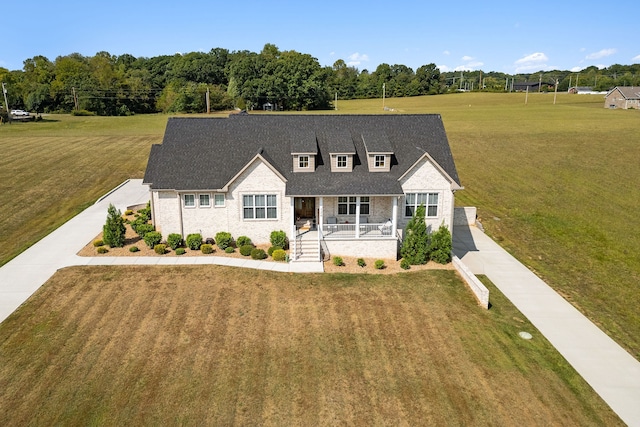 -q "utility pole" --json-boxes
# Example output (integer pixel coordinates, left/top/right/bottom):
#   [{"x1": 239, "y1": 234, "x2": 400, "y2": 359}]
[
  {"x1": 334, "y1": 92, "x2": 338, "y2": 111},
  {"x1": 553, "y1": 79, "x2": 558, "y2": 105},
  {"x1": 525, "y1": 85, "x2": 529, "y2": 104},
  {"x1": 539, "y1": 74, "x2": 542, "y2": 92},
  {"x1": 206, "y1": 87, "x2": 210, "y2": 114},
  {"x1": 2, "y1": 83, "x2": 10, "y2": 120},
  {"x1": 72, "y1": 87, "x2": 79, "y2": 111},
  {"x1": 382, "y1": 83, "x2": 385, "y2": 110}
]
